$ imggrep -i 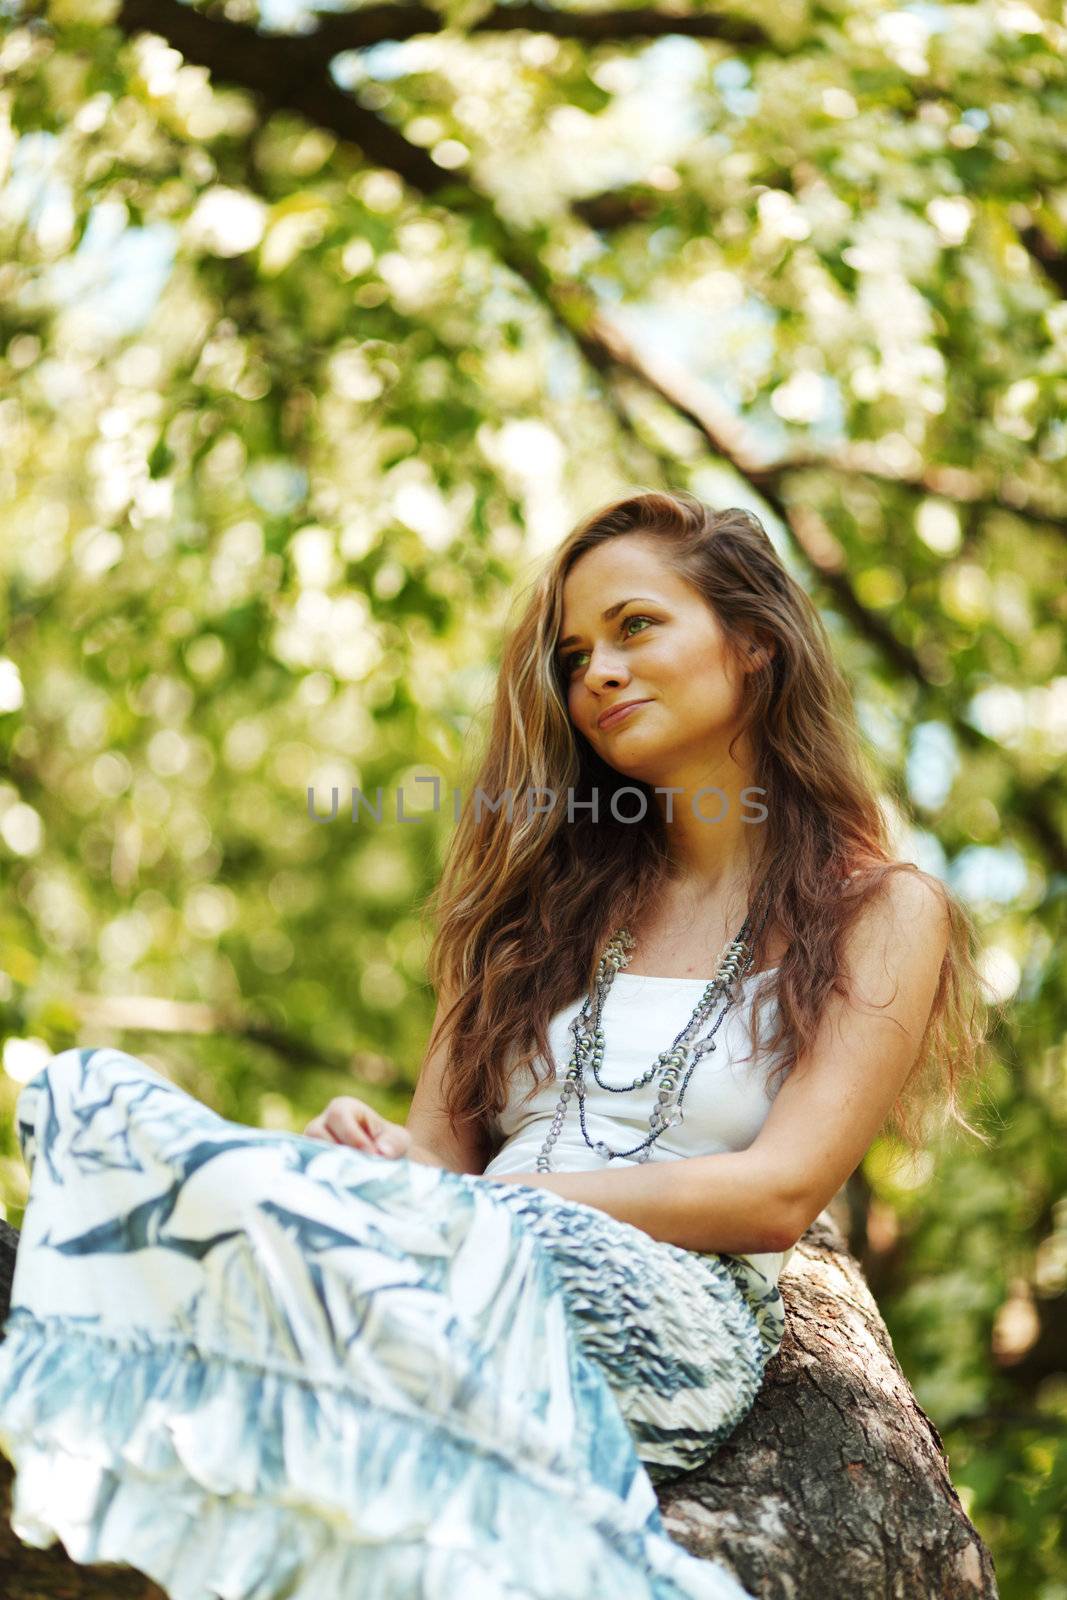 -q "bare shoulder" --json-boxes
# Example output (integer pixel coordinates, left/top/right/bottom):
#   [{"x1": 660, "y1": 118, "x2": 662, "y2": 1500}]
[
  {"x1": 876, "y1": 866, "x2": 949, "y2": 938},
  {"x1": 747, "y1": 866, "x2": 954, "y2": 1238},
  {"x1": 843, "y1": 866, "x2": 951, "y2": 1002}
]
